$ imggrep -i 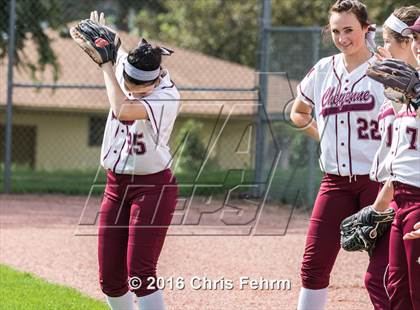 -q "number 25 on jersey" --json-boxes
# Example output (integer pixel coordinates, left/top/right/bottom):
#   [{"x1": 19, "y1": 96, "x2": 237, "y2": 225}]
[{"x1": 127, "y1": 132, "x2": 146, "y2": 155}]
